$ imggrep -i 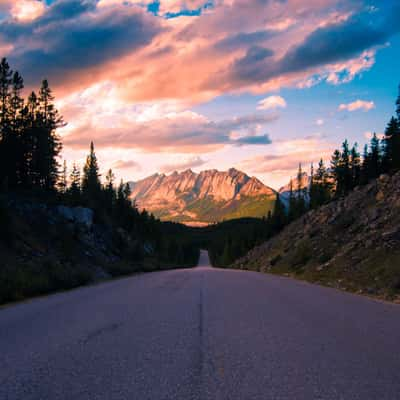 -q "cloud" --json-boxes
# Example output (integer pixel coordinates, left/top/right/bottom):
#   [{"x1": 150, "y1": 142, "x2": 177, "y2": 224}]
[
  {"x1": 275, "y1": 14, "x2": 388, "y2": 78},
  {"x1": 10, "y1": 0, "x2": 46, "y2": 22},
  {"x1": 316, "y1": 118, "x2": 324, "y2": 126},
  {"x1": 211, "y1": 3, "x2": 400, "y2": 95},
  {"x1": 257, "y1": 95, "x2": 287, "y2": 111},
  {"x1": 1, "y1": 0, "x2": 398, "y2": 182},
  {"x1": 234, "y1": 135, "x2": 271, "y2": 145},
  {"x1": 215, "y1": 29, "x2": 280, "y2": 52},
  {"x1": 230, "y1": 45, "x2": 274, "y2": 82},
  {"x1": 2, "y1": 0, "x2": 163, "y2": 87},
  {"x1": 238, "y1": 136, "x2": 335, "y2": 176},
  {"x1": 112, "y1": 159, "x2": 142, "y2": 170},
  {"x1": 156, "y1": 0, "x2": 208, "y2": 16},
  {"x1": 159, "y1": 156, "x2": 207, "y2": 173},
  {"x1": 338, "y1": 100, "x2": 375, "y2": 112},
  {"x1": 1, "y1": 0, "x2": 397, "y2": 104},
  {"x1": 60, "y1": 90, "x2": 277, "y2": 152}
]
